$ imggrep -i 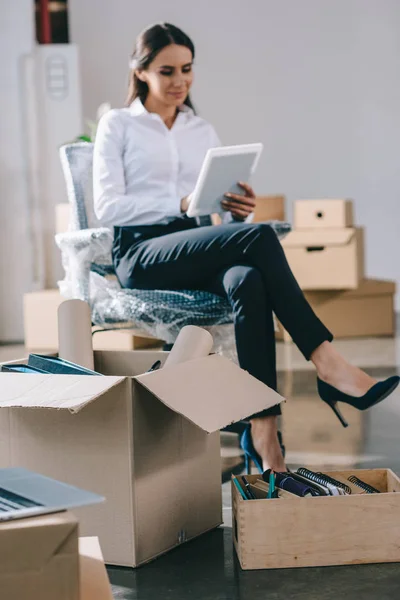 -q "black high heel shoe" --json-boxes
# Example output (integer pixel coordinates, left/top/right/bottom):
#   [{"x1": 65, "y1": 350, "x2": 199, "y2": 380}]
[
  {"x1": 317, "y1": 376, "x2": 400, "y2": 427},
  {"x1": 240, "y1": 424, "x2": 286, "y2": 474}
]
